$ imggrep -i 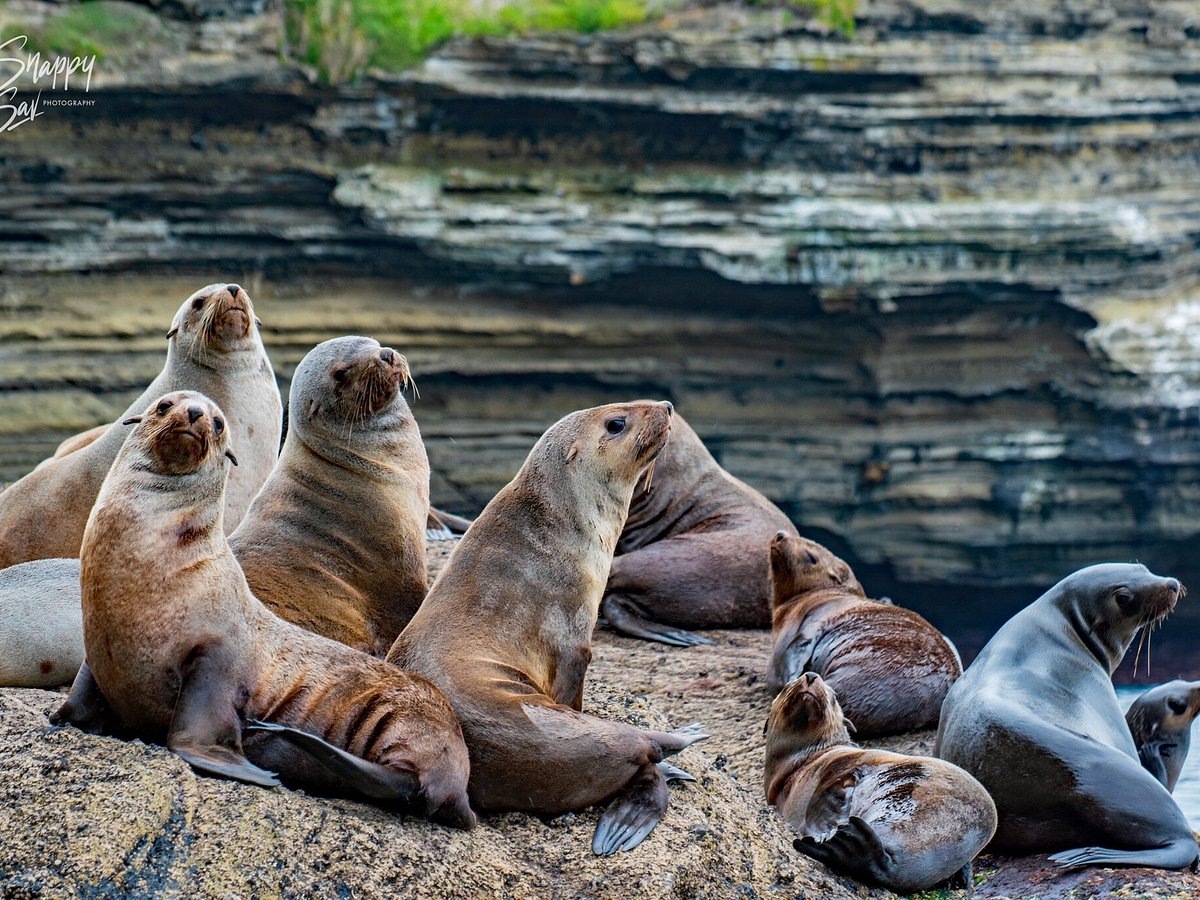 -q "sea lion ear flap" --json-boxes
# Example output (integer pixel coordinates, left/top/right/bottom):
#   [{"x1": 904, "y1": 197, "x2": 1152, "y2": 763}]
[
  {"x1": 565, "y1": 442, "x2": 579, "y2": 463},
  {"x1": 166, "y1": 327, "x2": 179, "y2": 339},
  {"x1": 122, "y1": 416, "x2": 143, "y2": 425},
  {"x1": 307, "y1": 399, "x2": 320, "y2": 420},
  {"x1": 225, "y1": 449, "x2": 239, "y2": 467},
  {"x1": 843, "y1": 716, "x2": 857, "y2": 734},
  {"x1": 829, "y1": 568, "x2": 844, "y2": 584}
]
